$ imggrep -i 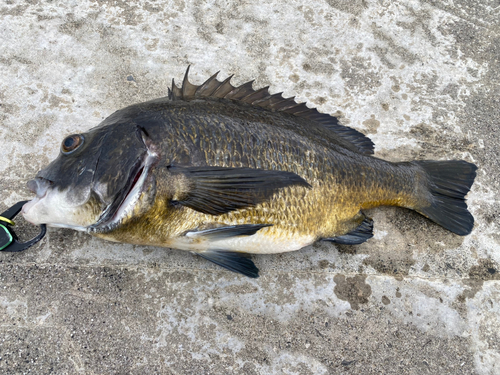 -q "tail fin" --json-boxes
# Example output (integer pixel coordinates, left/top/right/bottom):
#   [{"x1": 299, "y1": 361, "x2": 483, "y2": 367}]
[{"x1": 413, "y1": 160, "x2": 477, "y2": 235}]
